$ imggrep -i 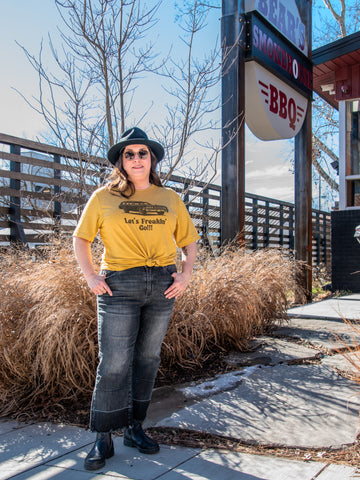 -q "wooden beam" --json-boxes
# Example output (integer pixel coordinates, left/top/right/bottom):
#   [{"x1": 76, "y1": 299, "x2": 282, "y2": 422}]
[
  {"x1": 221, "y1": 0, "x2": 245, "y2": 245},
  {"x1": 294, "y1": 1, "x2": 313, "y2": 303}
]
